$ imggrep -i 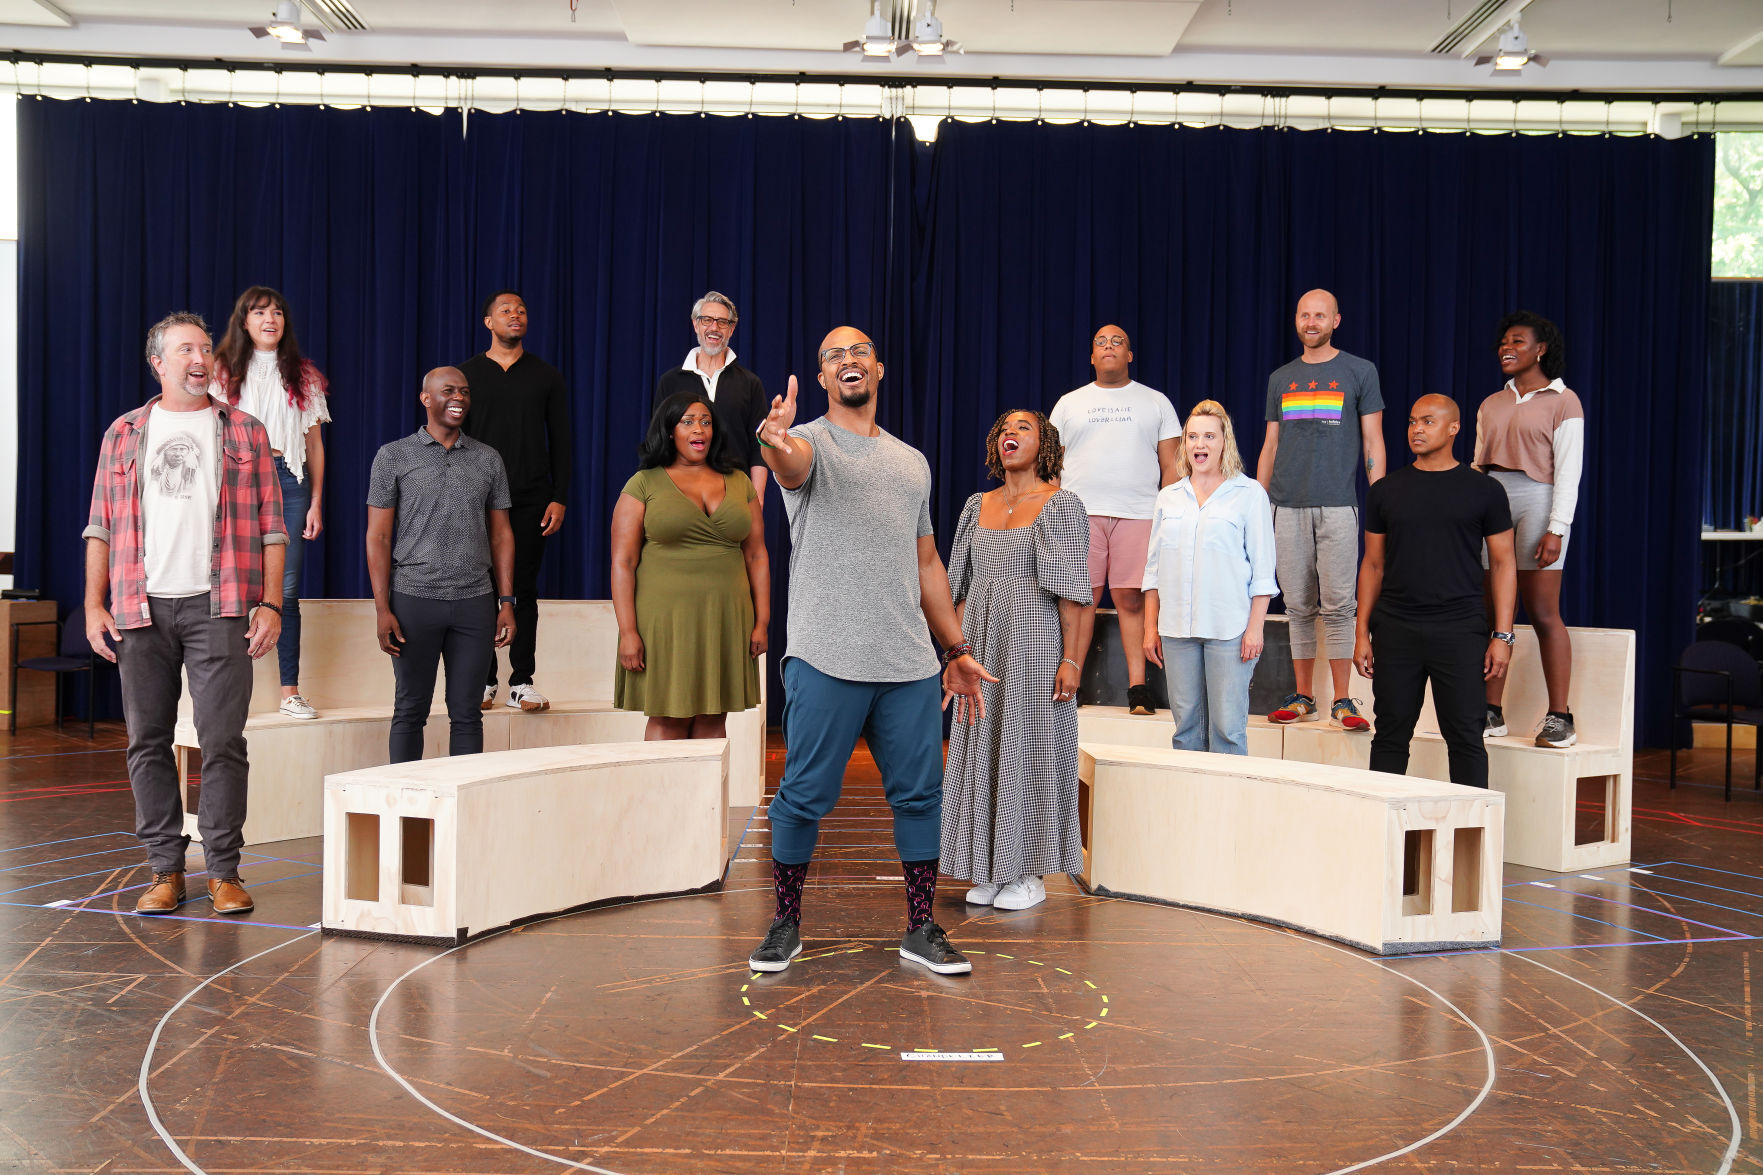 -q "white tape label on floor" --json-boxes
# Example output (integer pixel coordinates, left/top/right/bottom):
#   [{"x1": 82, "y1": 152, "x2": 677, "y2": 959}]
[{"x1": 900, "y1": 1052, "x2": 1004, "y2": 1062}]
